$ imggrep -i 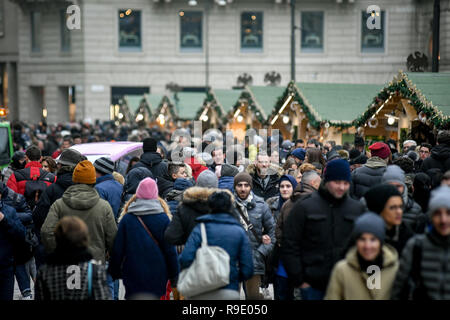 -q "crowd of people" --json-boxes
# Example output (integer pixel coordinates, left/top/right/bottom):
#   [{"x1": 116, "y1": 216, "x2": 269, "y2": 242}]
[{"x1": 1, "y1": 119, "x2": 450, "y2": 300}]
